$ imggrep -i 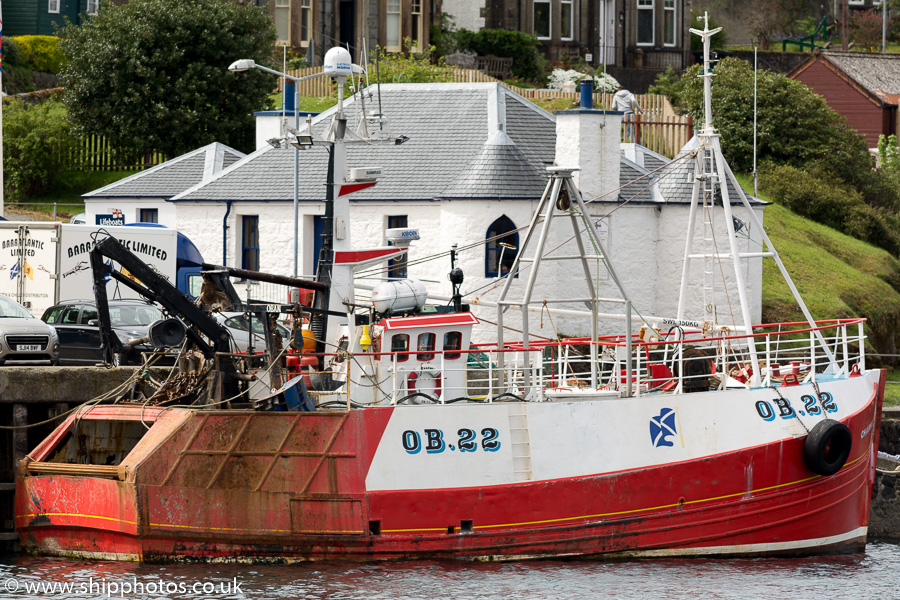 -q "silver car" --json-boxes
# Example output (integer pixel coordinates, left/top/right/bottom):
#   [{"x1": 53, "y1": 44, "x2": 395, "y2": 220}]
[
  {"x1": 213, "y1": 312, "x2": 291, "y2": 354},
  {"x1": 0, "y1": 295, "x2": 59, "y2": 365}
]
